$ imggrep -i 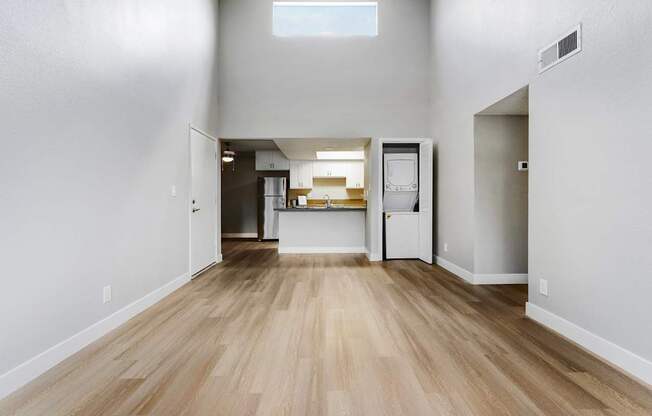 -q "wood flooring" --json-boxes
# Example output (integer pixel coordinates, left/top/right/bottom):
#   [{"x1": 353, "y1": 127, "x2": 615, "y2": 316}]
[{"x1": 1, "y1": 240, "x2": 651, "y2": 415}]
